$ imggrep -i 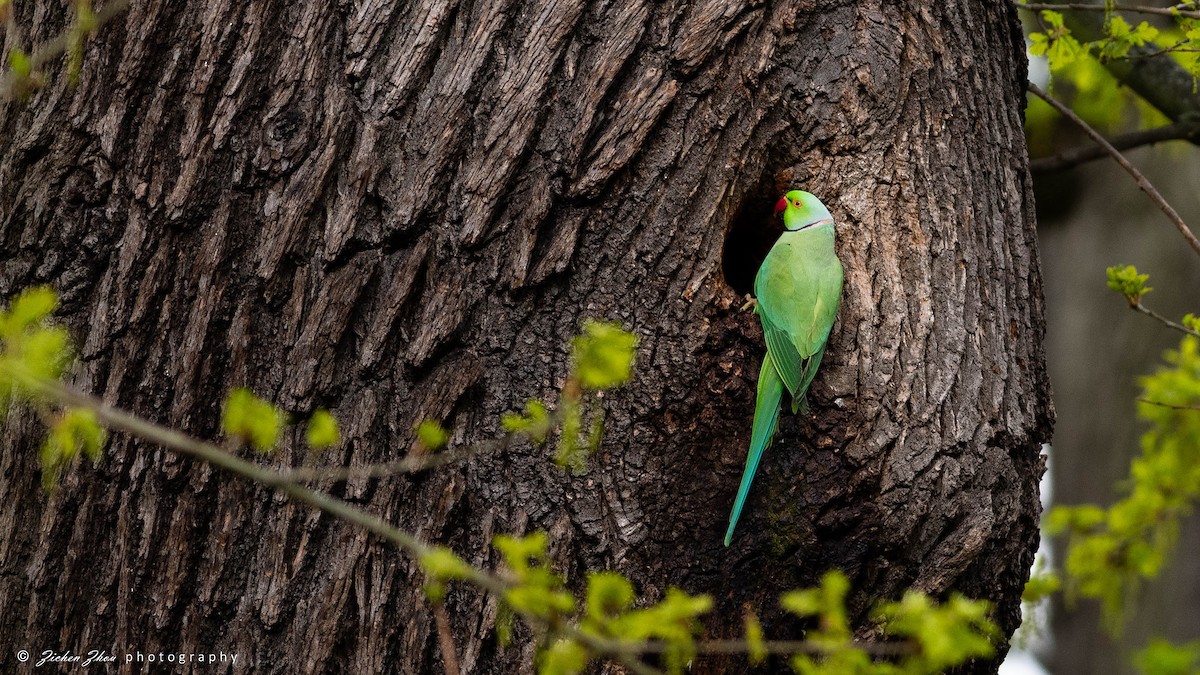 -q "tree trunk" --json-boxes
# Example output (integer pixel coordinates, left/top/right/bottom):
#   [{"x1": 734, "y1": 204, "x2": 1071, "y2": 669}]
[{"x1": 0, "y1": 0, "x2": 1051, "y2": 673}]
